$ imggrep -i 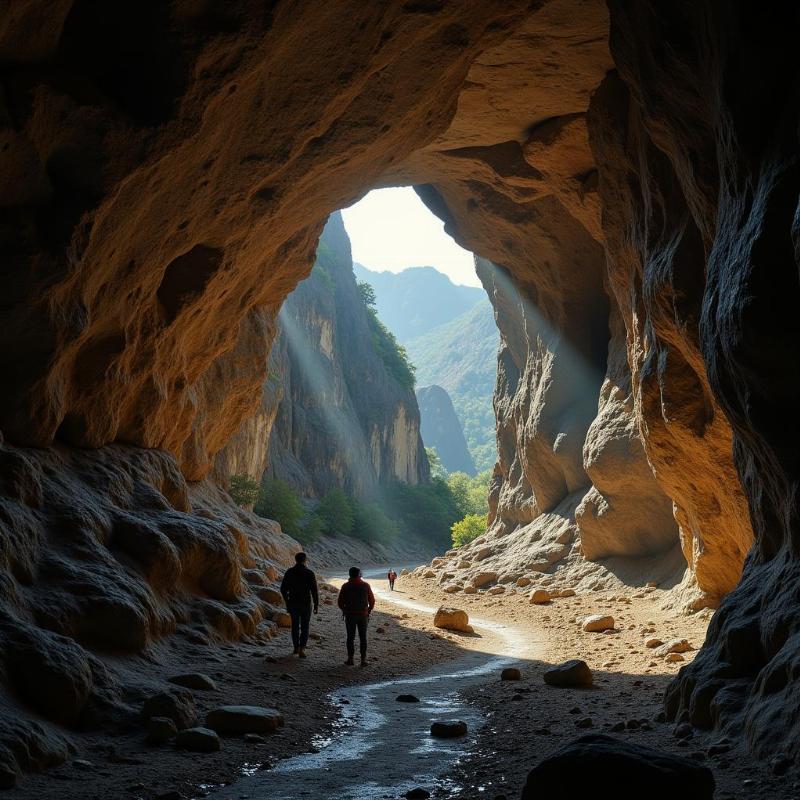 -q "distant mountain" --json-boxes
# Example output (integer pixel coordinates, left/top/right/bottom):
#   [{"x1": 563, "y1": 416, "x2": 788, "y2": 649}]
[
  {"x1": 406, "y1": 299, "x2": 499, "y2": 472},
  {"x1": 417, "y1": 385, "x2": 476, "y2": 475},
  {"x1": 352, "y1": 263, "x2": 484, "y2": 343}
]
